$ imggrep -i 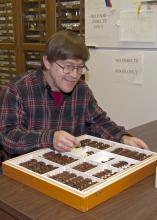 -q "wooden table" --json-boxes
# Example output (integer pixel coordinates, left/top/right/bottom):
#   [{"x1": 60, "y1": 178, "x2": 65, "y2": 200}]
[{"x1": 0, "y1": 121, "x2": 157, "y2": 220}]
